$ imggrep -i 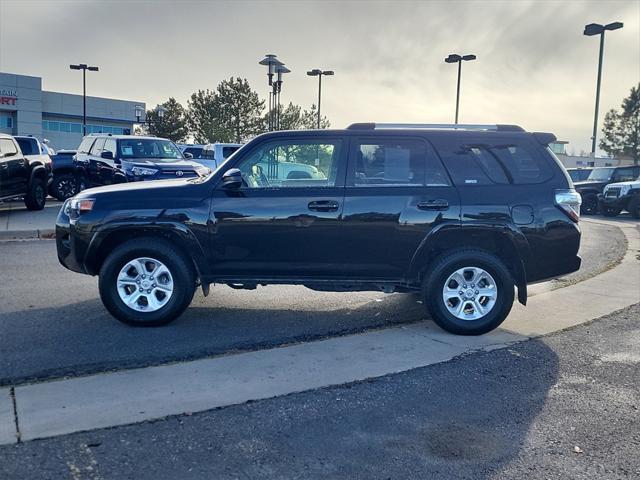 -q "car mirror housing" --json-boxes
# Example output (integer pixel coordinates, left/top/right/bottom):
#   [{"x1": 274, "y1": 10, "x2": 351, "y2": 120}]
[
  {"x1": 101, "y1": 151, "x2": 114, "y2": 160},
  {"x1": 221, "y1": 168, "x2": 242, "y2": 189},
  {"x1": 183, "y1": 152, "x2": 194, "y2": 159}
]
